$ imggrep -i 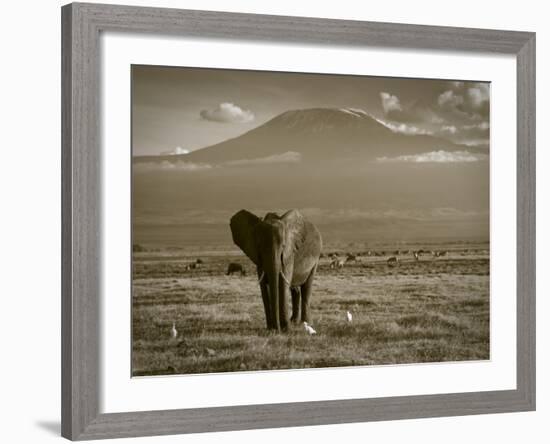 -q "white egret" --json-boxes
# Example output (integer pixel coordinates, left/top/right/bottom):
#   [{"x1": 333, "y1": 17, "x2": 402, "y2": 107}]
[
  {"x1": 170, "y1": 321, "x2": 178, "y2": 340},
  {"x1": 346, "y1": 311, "x2": 353, "y2": 323},
  {"x1": 303, "y1": 322, "x2": 317, "y2": 335}
]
